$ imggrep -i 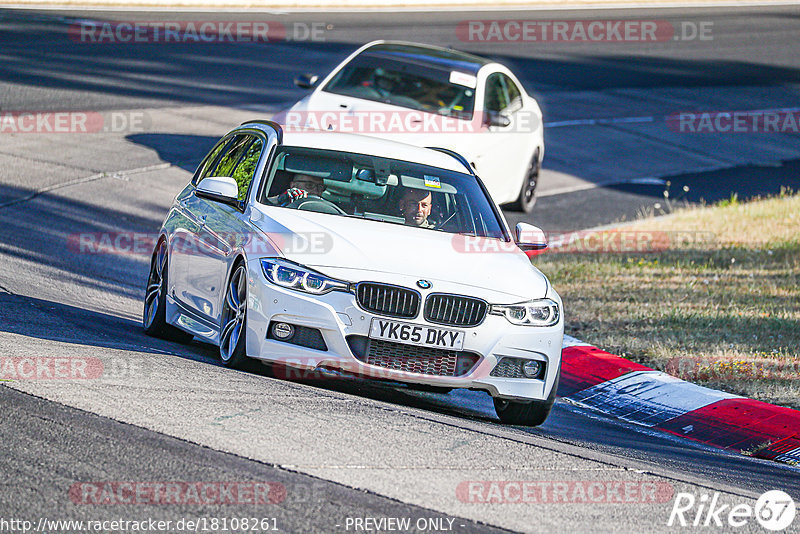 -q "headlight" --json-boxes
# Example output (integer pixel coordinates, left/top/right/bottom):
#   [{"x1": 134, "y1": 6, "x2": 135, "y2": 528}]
[
  {"x1": 489, "y1": 299, "x2": 560, "y2": 326},
  {"x1": 261, "y1": 258, "x2": 350, "y2": 295}
]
